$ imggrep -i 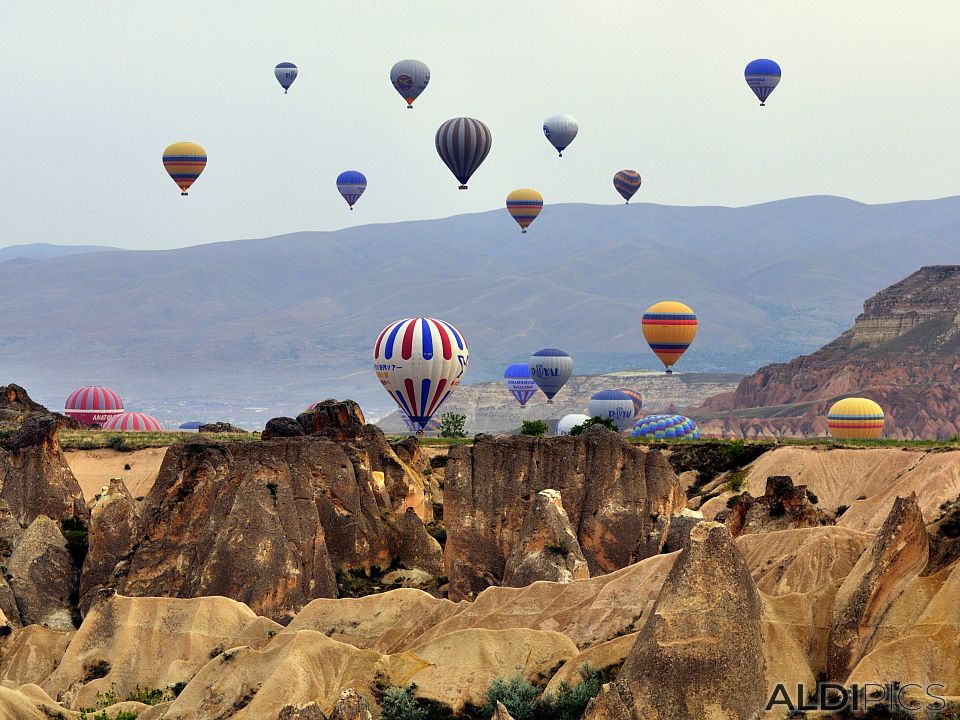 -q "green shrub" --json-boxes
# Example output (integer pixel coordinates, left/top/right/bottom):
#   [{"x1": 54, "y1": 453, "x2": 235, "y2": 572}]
[
  {"x1": 544, "y1": 664, "x2": 607, "y2": 720},
  {"x1": 727, "y1": 469, "x2": 748, "y2": 492},
  {"x1": 381, "y1": 684, "x2": 428, "y2": 720},
  {"x1": 806, "y1": 490, "x2": 819, "y2": 505},
  {"x1": 569, "y1": 417, "x2": 617, "y2": 436},
  {"x1": 170, "y1": 680, "x2": 188, "y2": 697},
  {"x1": 439, "y1": 413, "x2": 467, "y2": 439},
  {"x1": 483, "y1": 675, "x2": 541, "y2": 720},
  {"x1": 127, "y1": 685, "x2": 172, "y2": 705},
  {"x1": 835, "y1": 504, "x2": 849, "y2": 518},
  {"x1": 520, "y1": 420, "x2": 548, "y2": 437}
]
